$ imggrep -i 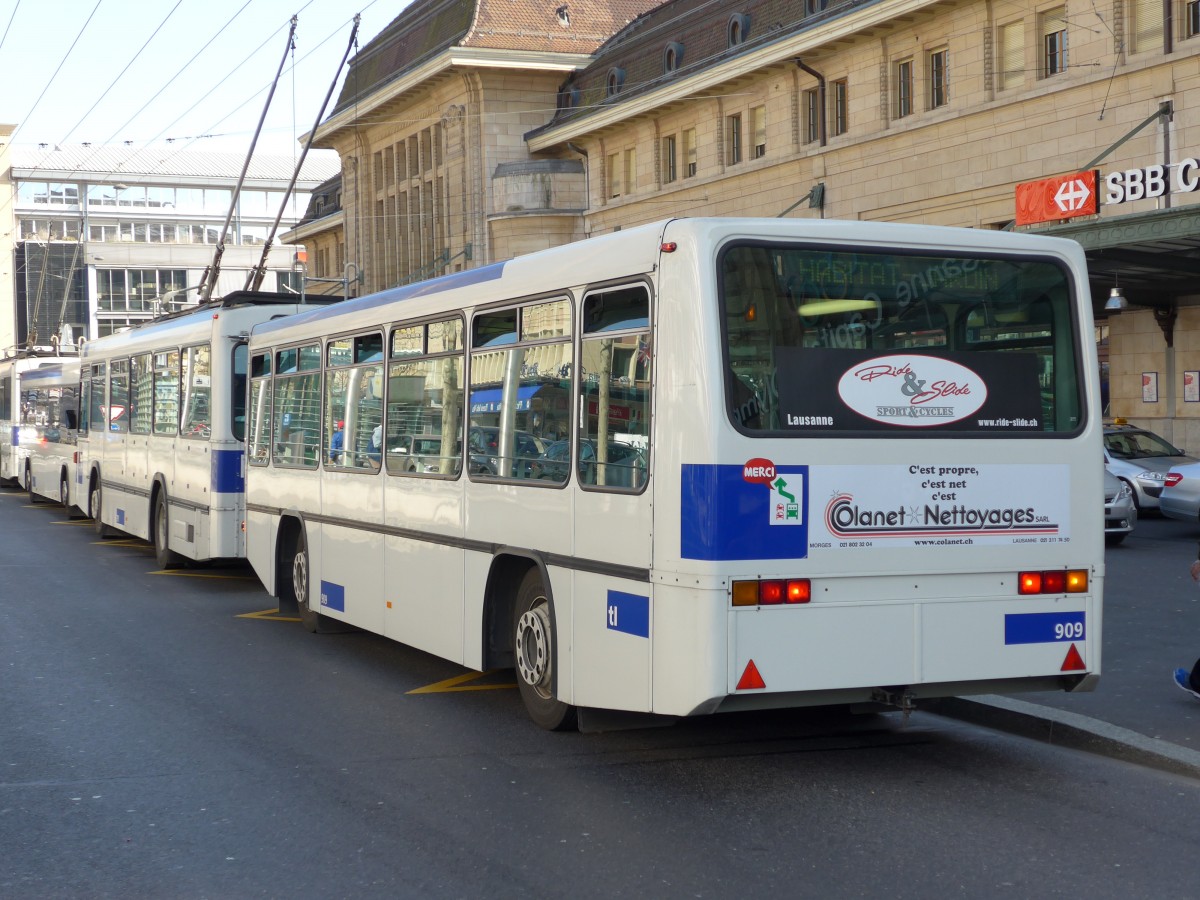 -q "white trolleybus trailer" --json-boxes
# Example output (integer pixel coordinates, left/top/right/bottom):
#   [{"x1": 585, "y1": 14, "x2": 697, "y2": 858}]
[
  {"x1": 79, "y1": 292, "x2": 333, "y2": 568},
  {"x1": 1, "y1": 351, "x2": 79, "y2": 488},
  {"x1": 244, "y1": 217, "x2": 1103, "y2": 730},
  {"x1": 19, "y1": 359, "x2": 82, "y2": 509}
]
